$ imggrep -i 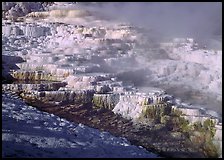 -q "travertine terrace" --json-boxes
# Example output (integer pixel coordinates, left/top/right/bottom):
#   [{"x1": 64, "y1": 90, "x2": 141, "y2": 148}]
[{"x1": 2, "y1": 2, "x2": 222, "y2": 158}]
